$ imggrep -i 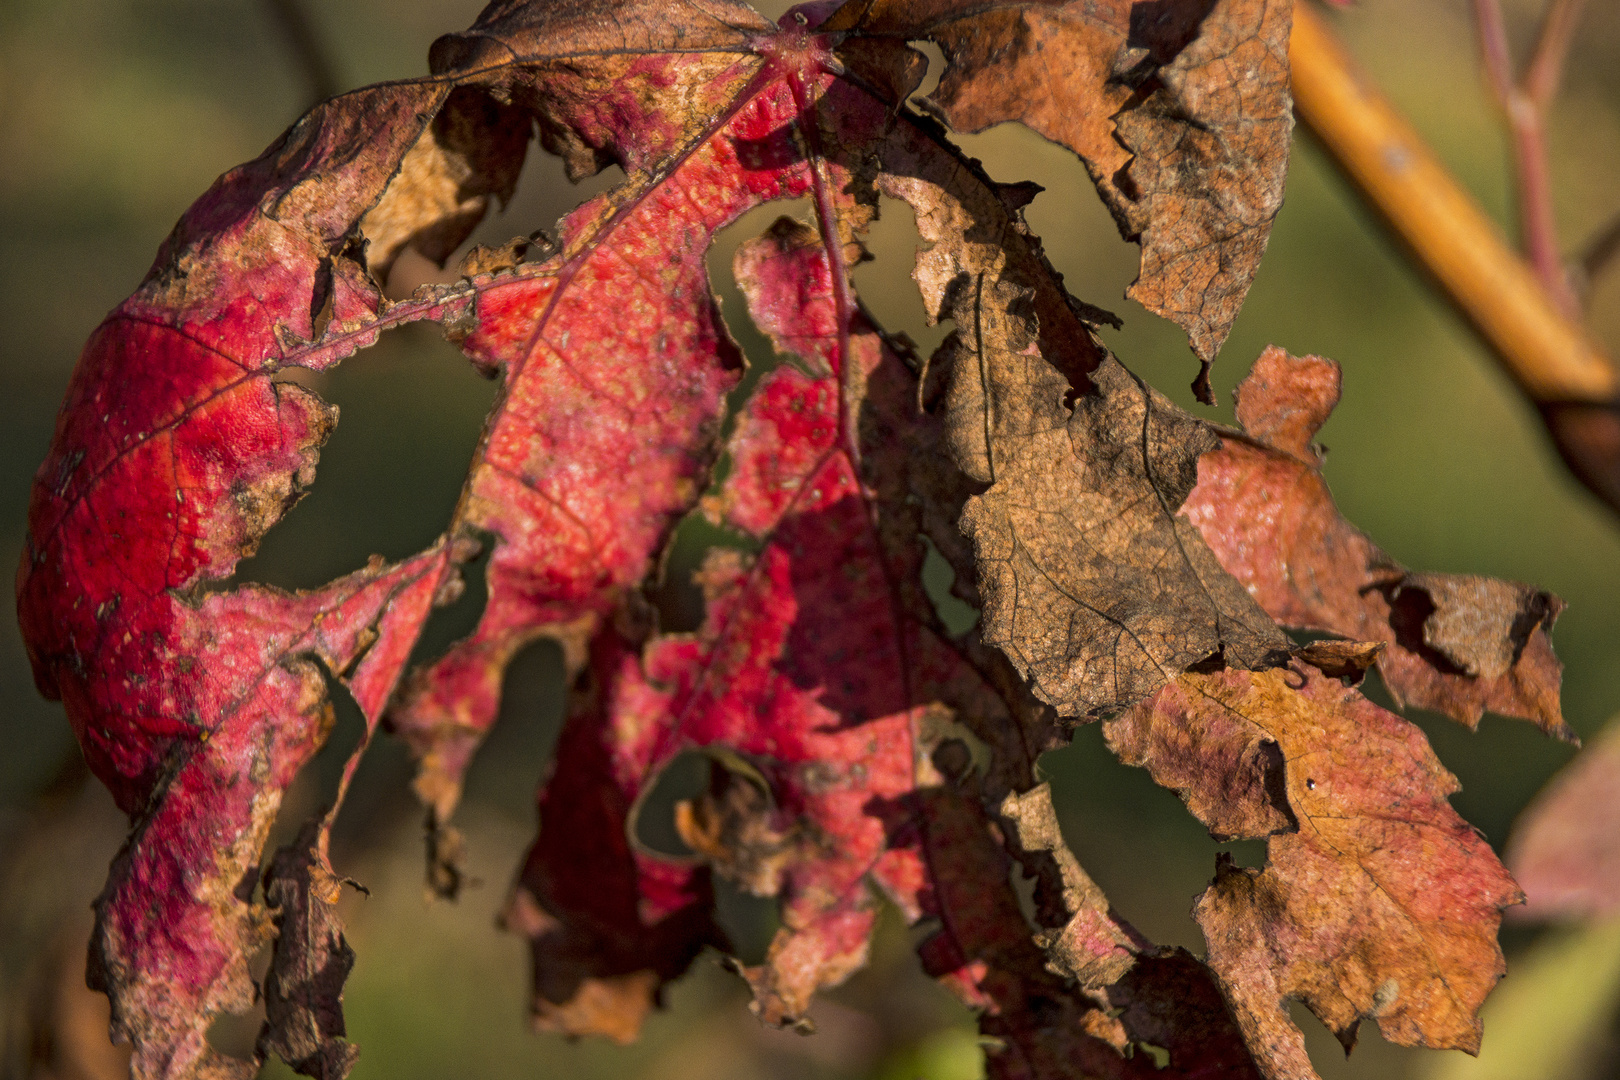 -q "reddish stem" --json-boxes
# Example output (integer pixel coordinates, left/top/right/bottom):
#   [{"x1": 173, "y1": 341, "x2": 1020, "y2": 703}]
[
  {"x1": 1524, "y1": 0, "x2": 1587, "y2": 109},
  {"x1": 1471, "y1": 0, "x2": 1585, "y2": 318}
]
